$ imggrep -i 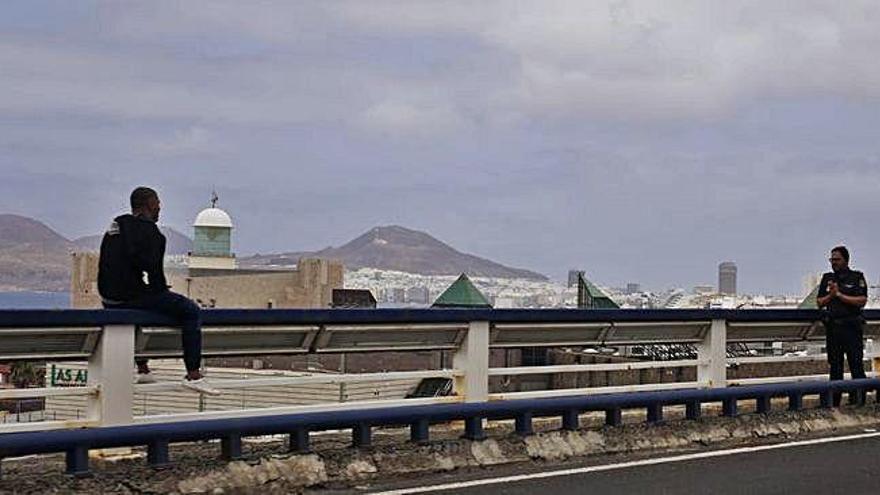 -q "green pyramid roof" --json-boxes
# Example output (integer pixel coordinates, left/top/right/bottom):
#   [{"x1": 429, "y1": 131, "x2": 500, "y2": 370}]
[
  {"x1": 432, "y1": 274, "x2": 493, "y2": 308},
  {"x1": 798, "y1": 284, "x2": 820, "y2": 309},
  {"x1": 578, "y1": 273, "x2": 620, "y2": 309}
]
